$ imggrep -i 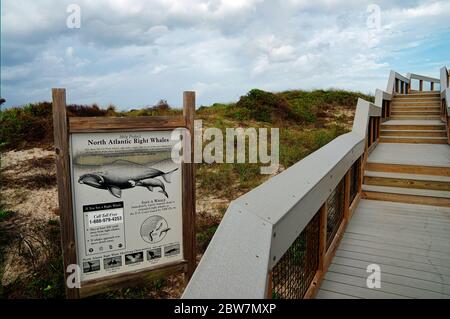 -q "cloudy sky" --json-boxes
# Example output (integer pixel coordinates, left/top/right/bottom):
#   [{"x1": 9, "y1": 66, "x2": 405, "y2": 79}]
[{"x1": 1, "y1": 0, "x2": 449, "y2": 109}]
